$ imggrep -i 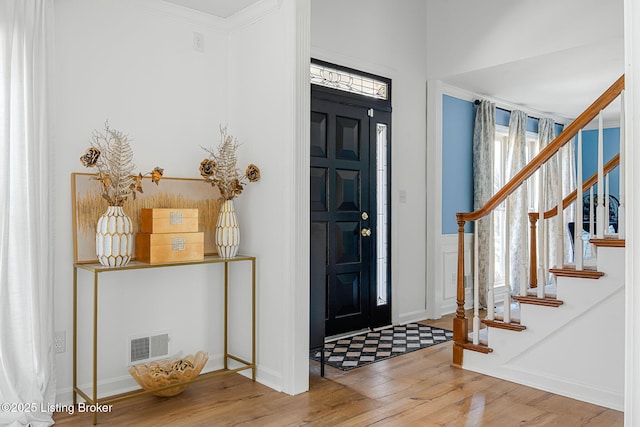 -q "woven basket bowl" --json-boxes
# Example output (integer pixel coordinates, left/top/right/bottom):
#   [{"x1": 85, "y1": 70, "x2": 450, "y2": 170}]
[{"x1": 128, "y1": 351, "x2": 209, "y2": 397}]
